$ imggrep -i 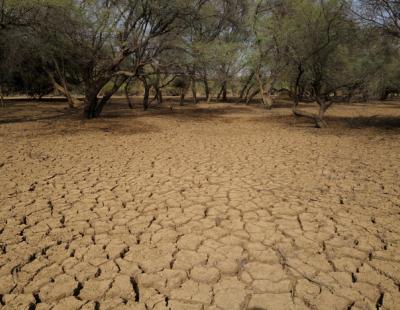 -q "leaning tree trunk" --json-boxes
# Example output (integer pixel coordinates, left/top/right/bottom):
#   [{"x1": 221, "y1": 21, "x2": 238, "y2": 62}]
[
  {"x1": 217, "y1": 82, "x2": 228, "y2": 101},
  {"x1": 83, "y1": 75, "x2": 117, "y2": 119},
  {"x1": 83, "y1": 51, "x2": 130, "y2": 118},
  {"x1": 84, "y1": 74, "x2": 128, "y2": 118},
  {"x1": 95, "y1": 76, "x2": 128, "y2": 116},
  {"x1": 292, "y1": 96, "x2": 331, "y2": 128},
  {"x1": 239, "y1": 71, "x2": 255, "y2": 102},
  {"x1": 53, "y1": 59, "x2": 81, "y2": 109},
  {"x1": 246, "y1": 89, "x2": 259, "y2": 105},
  {"x1": 217, "y1": 82, "x2": 224, "y2": 100},
  {"x1": 243, "y1": 85, "x2": 254, "y2": 104},
  {"x1": 47, "y1": 71, "x2": 80, "y2": 109}
]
